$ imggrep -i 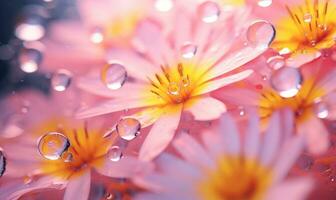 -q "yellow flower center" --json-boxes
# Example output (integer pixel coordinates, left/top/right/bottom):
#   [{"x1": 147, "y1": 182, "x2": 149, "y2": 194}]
[
  {"x1": 198, "y1": 157, "x2": 272, "y2": 200},
  {"x1": 40, "y1": 124, "x2": 112, "y2": 180},
  {"x1": 259, "y1": 79, "x2": 325, "y2": 123},
  {"x1": 272, "y1": 0, "x2": 336, "y2": 53}
]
